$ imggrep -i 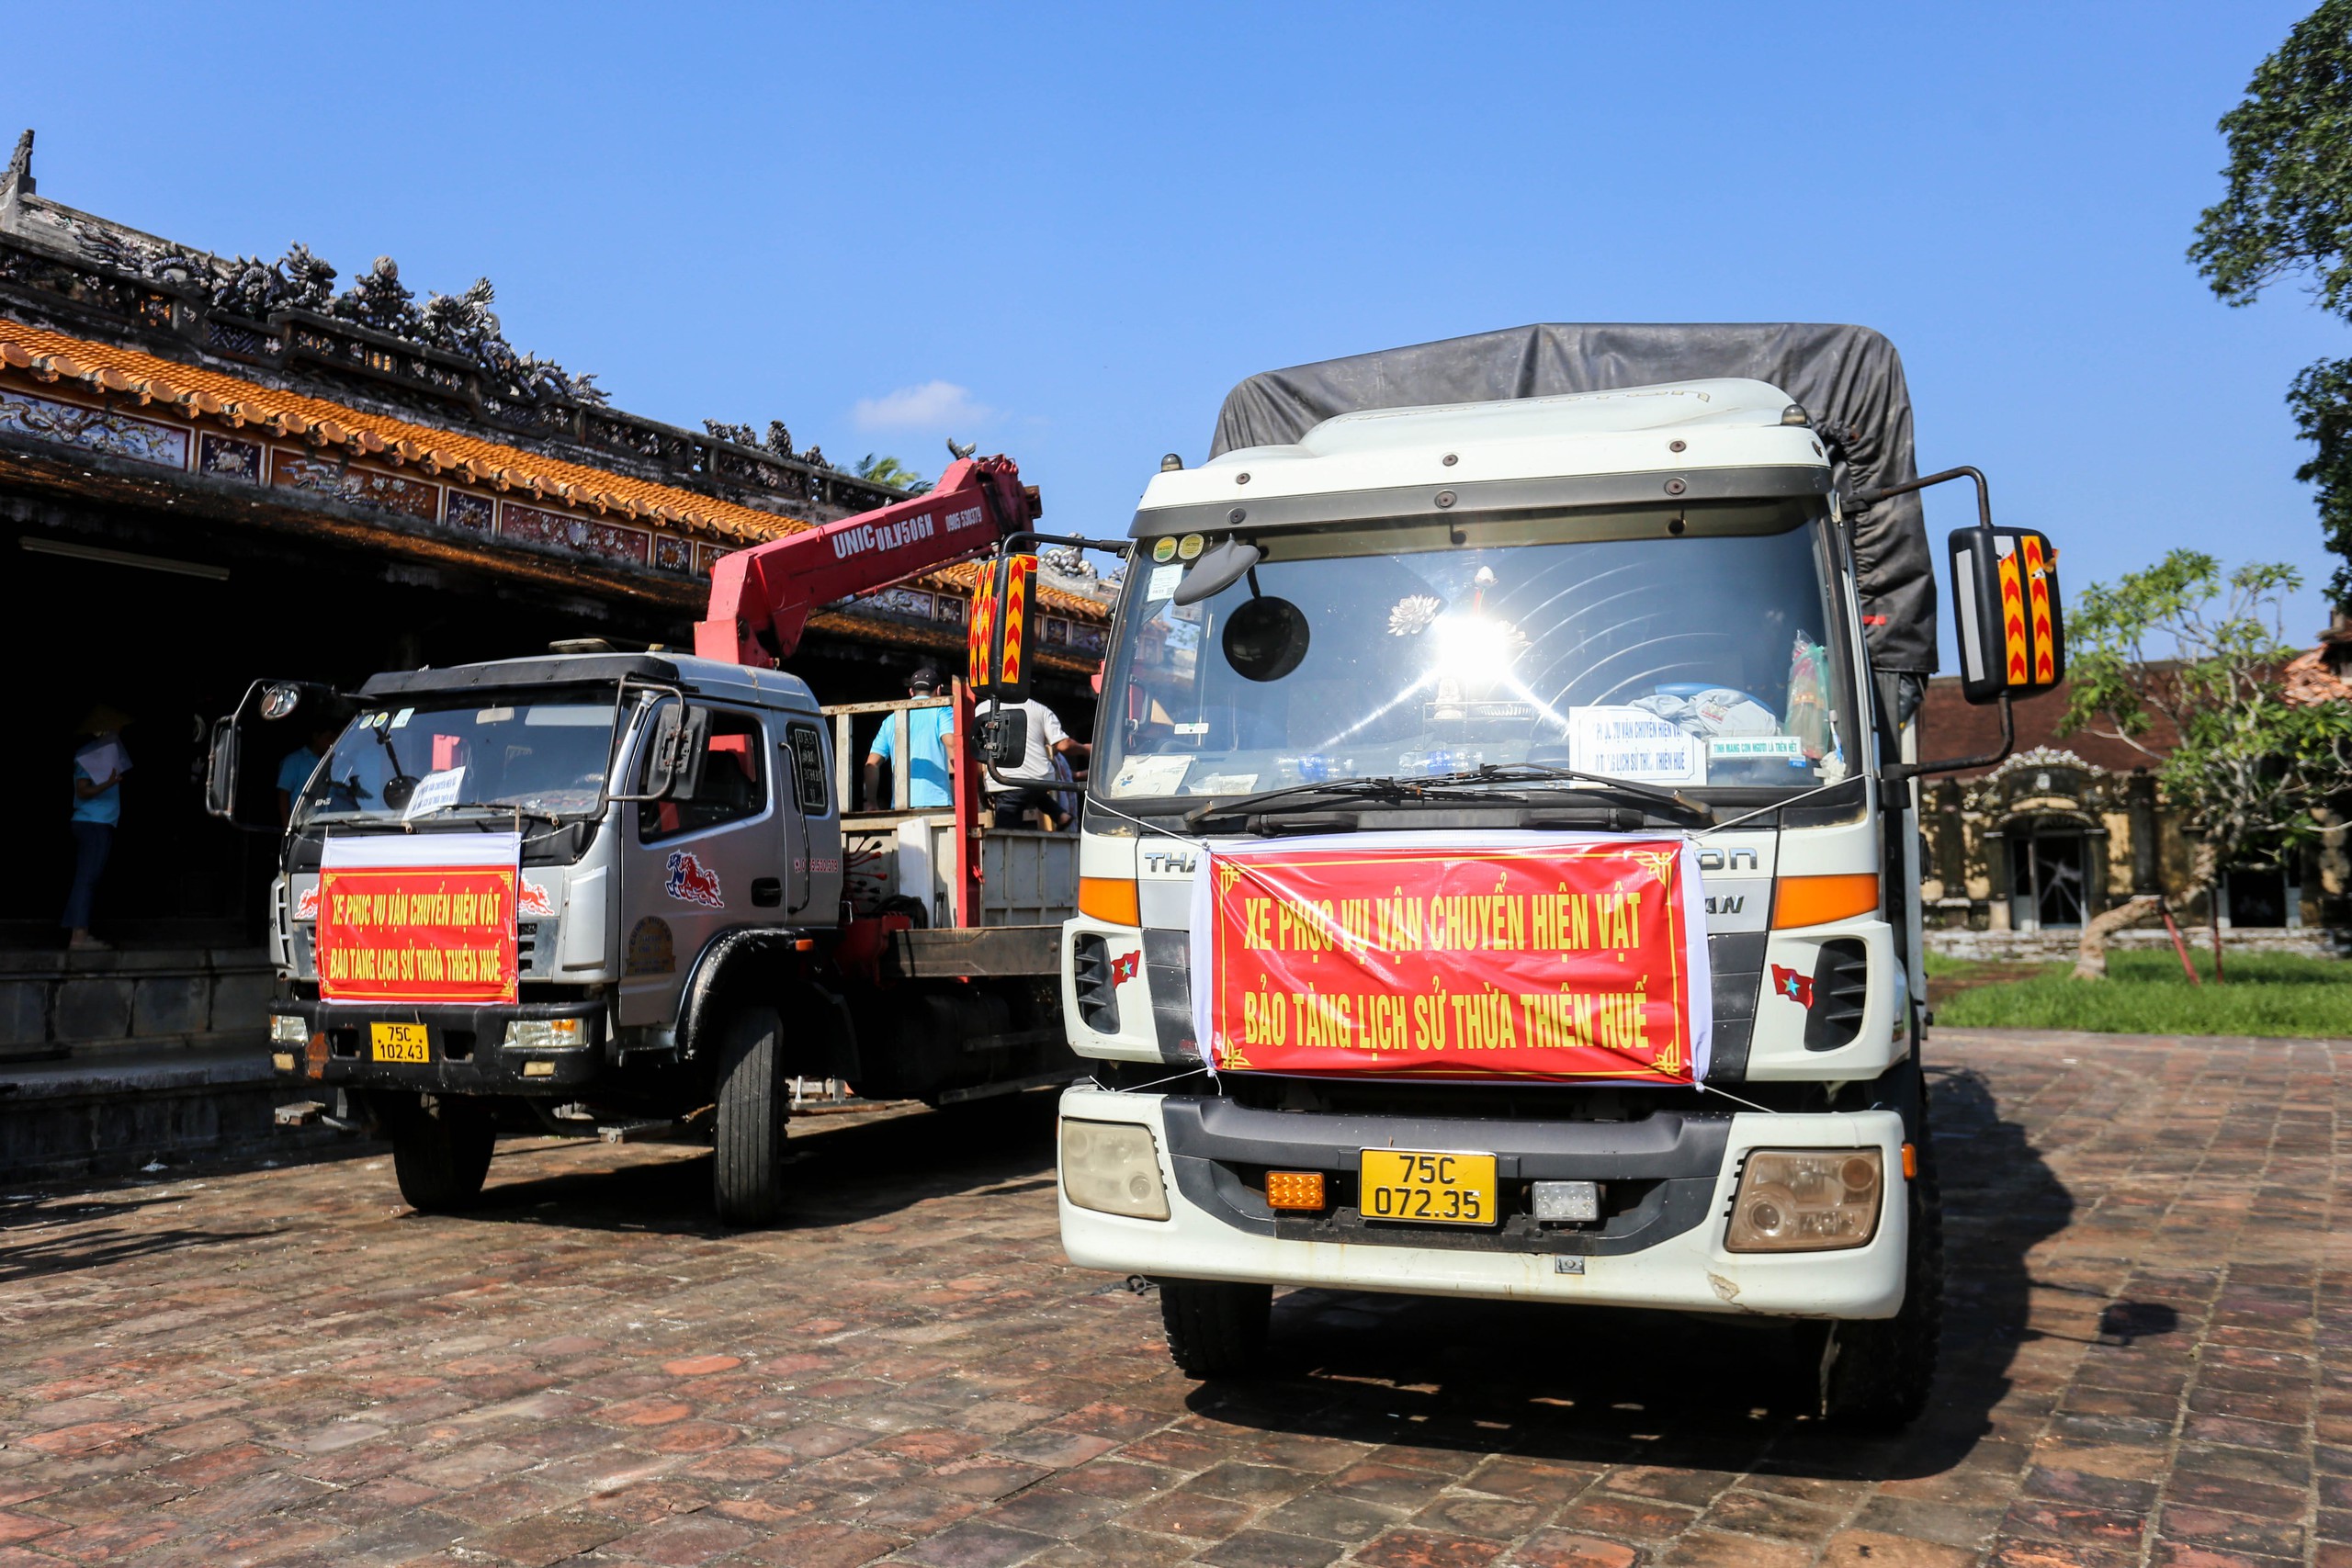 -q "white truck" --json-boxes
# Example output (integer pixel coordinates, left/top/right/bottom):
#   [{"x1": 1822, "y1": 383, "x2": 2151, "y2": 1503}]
[{"x1": 1023, "y1": 325, "x2": 2062, "y2": 1426}]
